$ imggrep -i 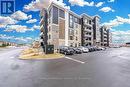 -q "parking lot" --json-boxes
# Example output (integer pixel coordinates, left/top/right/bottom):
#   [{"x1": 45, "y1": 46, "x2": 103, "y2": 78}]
[{"x1": 0, "y1": 47, "x2": 130, "y2": 87}]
